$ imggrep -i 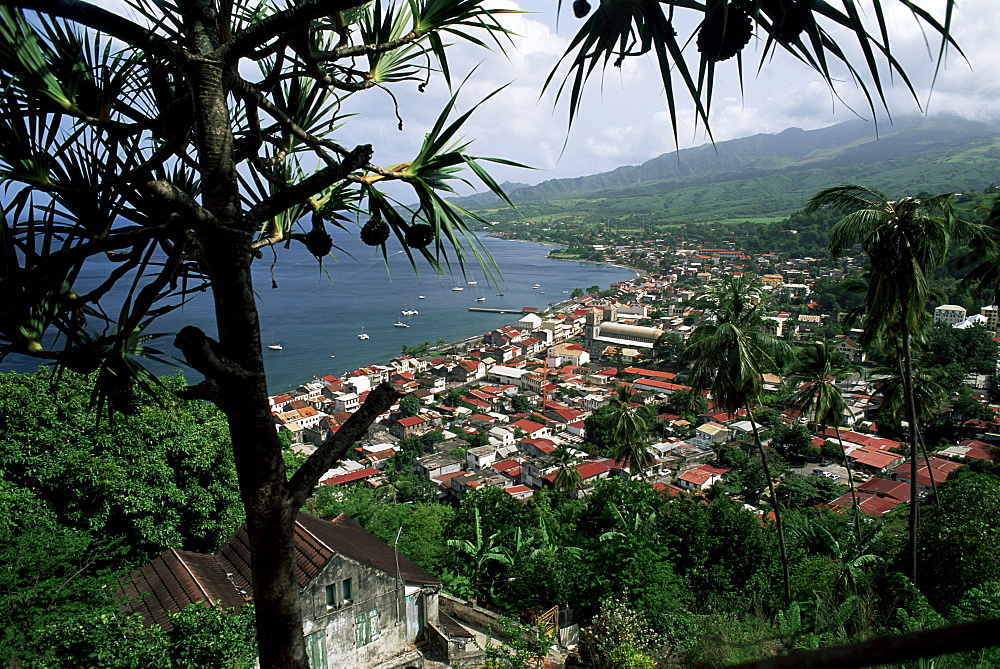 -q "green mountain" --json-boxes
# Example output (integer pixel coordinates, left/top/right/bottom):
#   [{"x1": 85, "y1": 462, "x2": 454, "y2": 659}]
[{"x1": 459, "y1": 115, "x2": 1000, "y2": 224}]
